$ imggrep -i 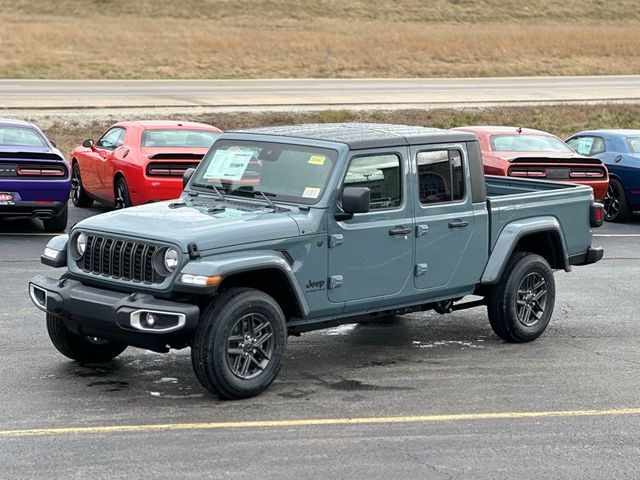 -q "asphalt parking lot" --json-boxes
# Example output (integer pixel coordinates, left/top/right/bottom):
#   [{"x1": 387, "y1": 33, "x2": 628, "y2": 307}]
[{"x1": 1, "y1": 205, "x2": 639, "y2": 479}]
